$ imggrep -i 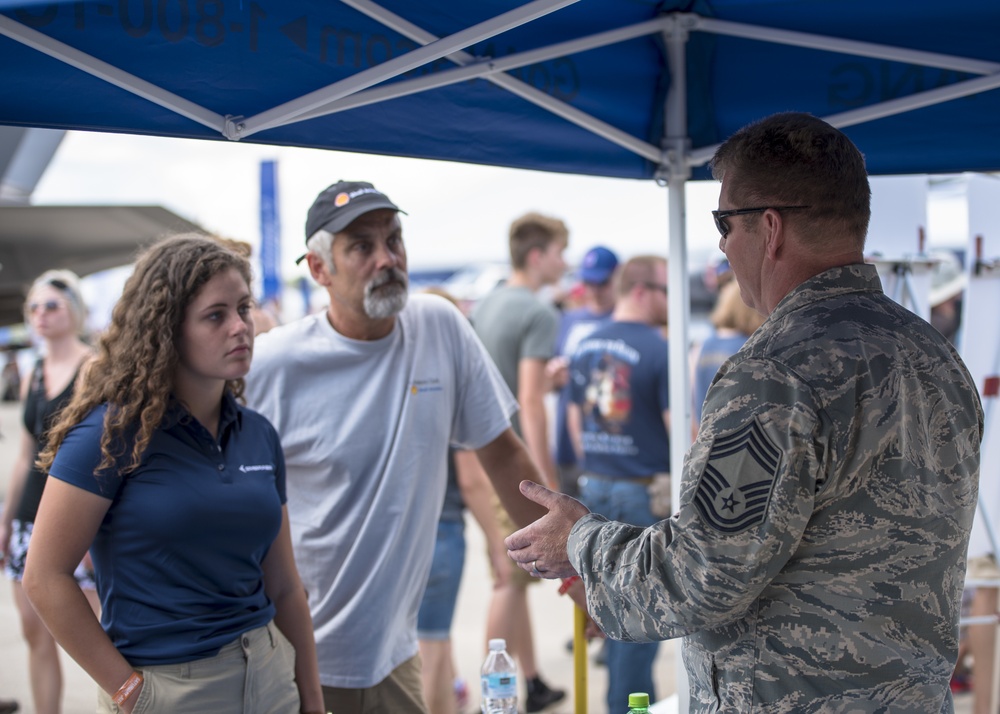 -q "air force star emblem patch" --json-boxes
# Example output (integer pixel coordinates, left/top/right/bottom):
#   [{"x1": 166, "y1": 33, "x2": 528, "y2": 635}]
[{"x1": 694, "y1": 417, "x2": 781, "y2": 533}]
